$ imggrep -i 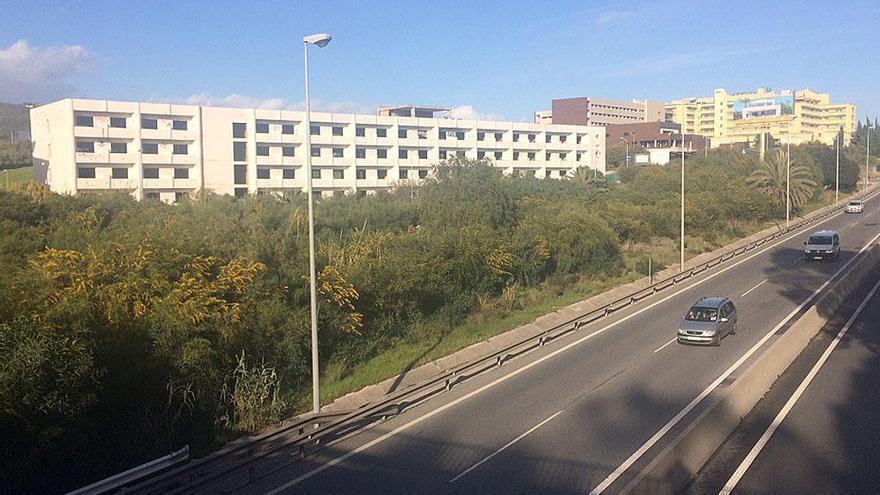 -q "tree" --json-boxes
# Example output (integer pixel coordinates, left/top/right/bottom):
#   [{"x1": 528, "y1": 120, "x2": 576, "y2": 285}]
[{"x1": 746, "y1": 149, "x2": 817, "y2": 210}]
